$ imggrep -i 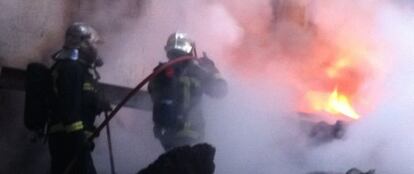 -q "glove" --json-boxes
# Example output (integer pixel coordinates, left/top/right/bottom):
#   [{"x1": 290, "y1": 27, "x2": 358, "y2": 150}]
[
  {"x1": 153, "y1": 125, "x2": 165, "y2": 139},
  {"x1": 70, "y1": 131, "x2": 95, "y2": 151},
  {"x1": 190, "y1": 52, "x2": 222, "y2": 83},
  {"x1": 175, "y1": 118, "x2": 187, "y2": 130},
  {"x1": 197, "y1": 52, "x2": 218, "y2": 74},
  {"x1": 97, "y1": 98, "x2": 112, "y2": 113}
]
